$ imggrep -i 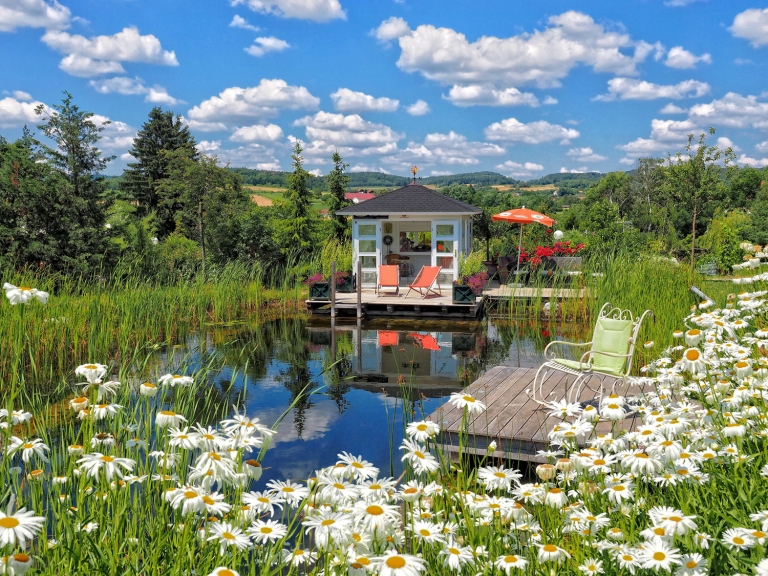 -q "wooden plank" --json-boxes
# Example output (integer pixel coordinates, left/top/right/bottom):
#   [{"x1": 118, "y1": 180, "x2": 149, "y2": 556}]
[
  {"x1": 457, "y1": 368, "x2": 535, "y2": 434},
  {"x1": 443, "y1": 367, "x2": 527, "y2": 430},
  {"x1": 499, "y1": 371, "x2": 573, "y2": 441},
  {"x1": 486, "y1": 370, "x2": 569, "y2": 440},
  {"x1": 430, "y1": 366, "x2": 513, "y2": 429}
]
